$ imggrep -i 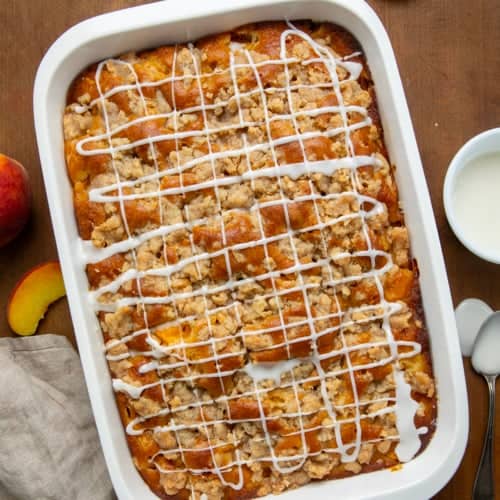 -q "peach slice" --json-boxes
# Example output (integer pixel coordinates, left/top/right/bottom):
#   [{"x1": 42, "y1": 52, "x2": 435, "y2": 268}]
[{"x1": 7, "y1": 261, "x2": 66, "y2": 336}]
